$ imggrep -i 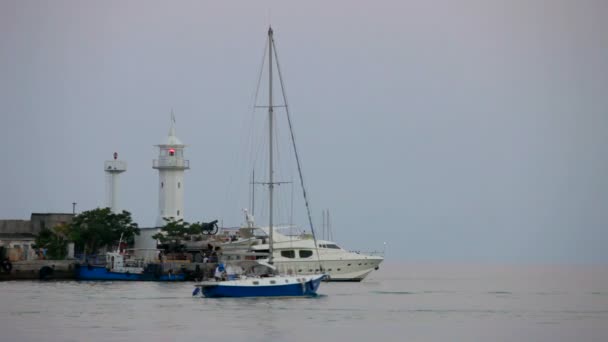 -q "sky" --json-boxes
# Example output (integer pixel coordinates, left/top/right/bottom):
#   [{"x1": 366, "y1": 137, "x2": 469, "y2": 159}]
[{"x1": 1, "y1": 0, "x2": 607, "y2": 263}]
